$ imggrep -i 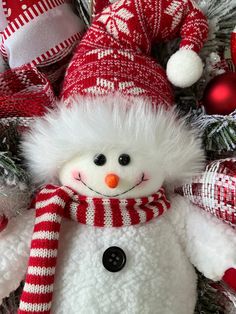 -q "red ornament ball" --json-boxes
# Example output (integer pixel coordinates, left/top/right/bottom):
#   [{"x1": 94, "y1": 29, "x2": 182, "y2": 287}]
[{"x1": 202, "y1": 72, "x2": 236, "y2": 115}]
